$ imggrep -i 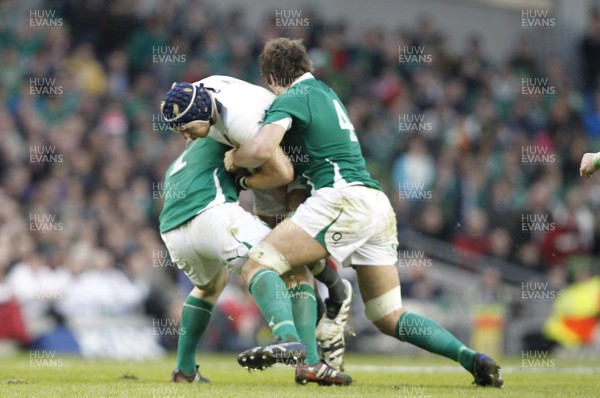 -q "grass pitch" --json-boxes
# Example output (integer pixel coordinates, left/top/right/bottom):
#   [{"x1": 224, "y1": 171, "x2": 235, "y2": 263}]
[{"x1": 1, "y1": 353, "x2": 599, "y2": 397}]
